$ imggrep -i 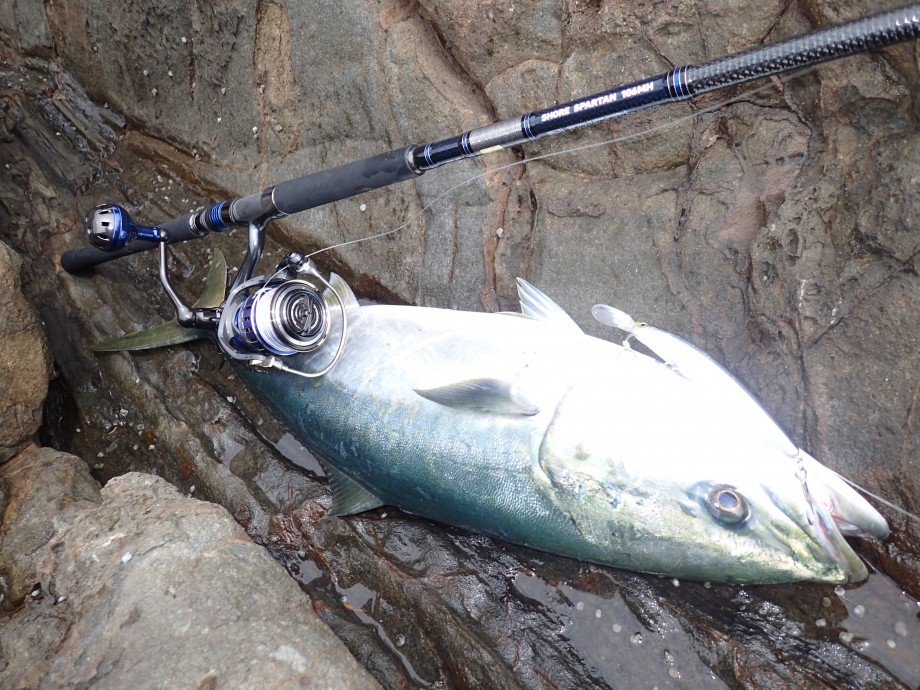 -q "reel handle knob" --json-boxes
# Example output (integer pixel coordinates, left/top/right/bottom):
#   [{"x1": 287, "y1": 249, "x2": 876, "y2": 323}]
[{"x1": 86, "y1": 203, "x2": 165, "y2": 252}]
